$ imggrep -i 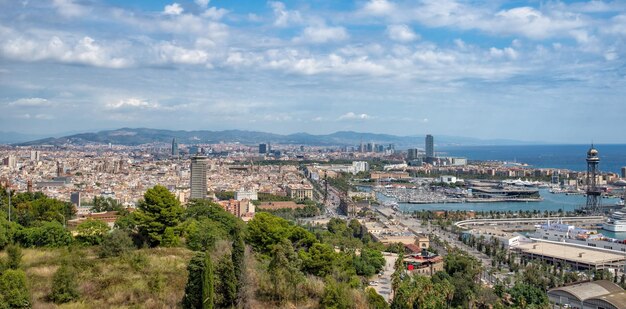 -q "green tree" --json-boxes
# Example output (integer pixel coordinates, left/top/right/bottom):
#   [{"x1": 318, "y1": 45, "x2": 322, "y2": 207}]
[
  {"x1": 300, "y1": 243, "x2": 336, "y2": 277},
  {"x1": 366, "y1": 287, "x2": 389, "y2": 309},
  {"x1": 320, "y1": 277, "x2": 353, "y2": 309},
  {"x1": 75, "y1": 219, "x2": 110, "y2": 245},
  {"x1": 0, "y1": 269, "x2": 31, "y2": 308},
  {"x1": 202, "y1": 253, "x2": 215, "y2": 309},
  {"x1": 245, "y1": 212, "x2": 293, "y2": 255},
  {"x1": 98, "y1": 229, "x2": 134, "y2": 258},
  {"x1": 49, "y1": 263, "x2": 79, "y2": 303},
  {"x1": 15, "y1": 221, "x2": 72, "y2": 247},
  {"x1": 6, "y1": 244, "x2": 22, "y2": 270},
  {"x1": 184, "y1": 218, "x2": 227, "y2": 251},
  {"x1": 268, "y1": 239, "x2": 304, "y2": 303},
  {"x1": 183, "y1": 252, "x2": 206, "y2": 309},
  {"x1": 231, "y1": 228, "x2": 245, "y2": 292},
  {"x1": 134, "y1": 185, "x2": 184, "y2": 247},
  {"x1": 508, "y1": 282, "x2": 549, "y2": 308},
  {"x1": 161, "y1": 227, "x2": 180, "y2": 247},
  {"x1": 215, "y1": 255, "x2": 237, "y2": 308}
]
